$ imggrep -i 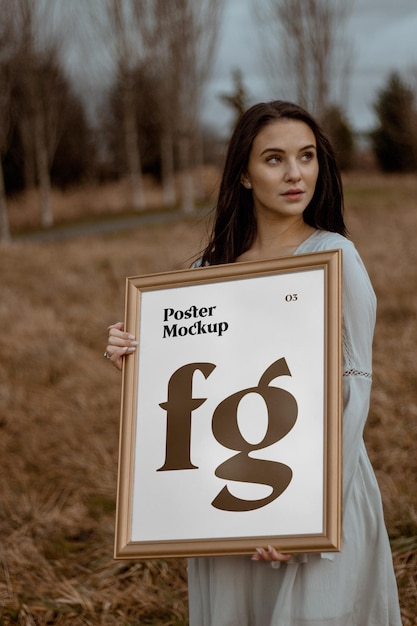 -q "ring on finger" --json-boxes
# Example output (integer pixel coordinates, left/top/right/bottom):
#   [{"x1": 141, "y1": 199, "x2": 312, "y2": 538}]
[{"x1": 104, "y1": 351, "x2": 111, "y2": 359}]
